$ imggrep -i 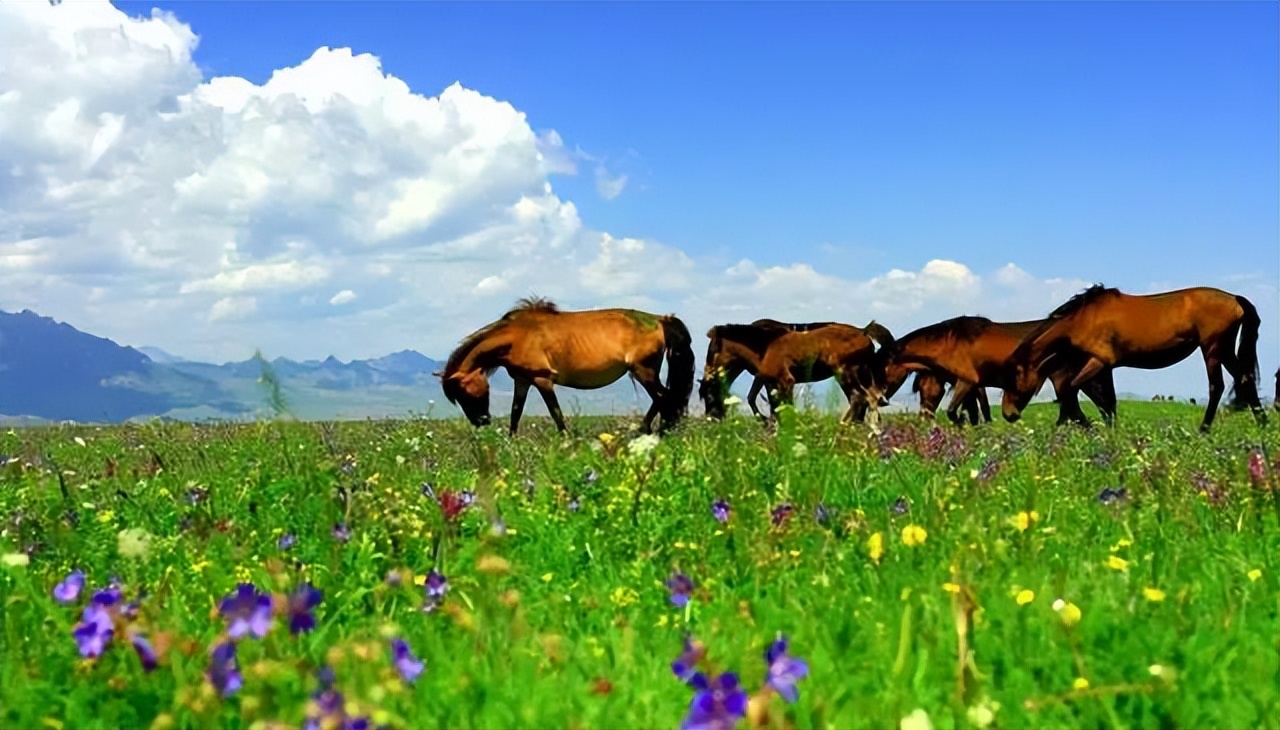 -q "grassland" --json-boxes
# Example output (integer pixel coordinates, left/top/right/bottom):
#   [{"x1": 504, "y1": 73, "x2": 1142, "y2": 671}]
[{"x1": 1, "y1": 401, "x2": 1277, "y2": 730}]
